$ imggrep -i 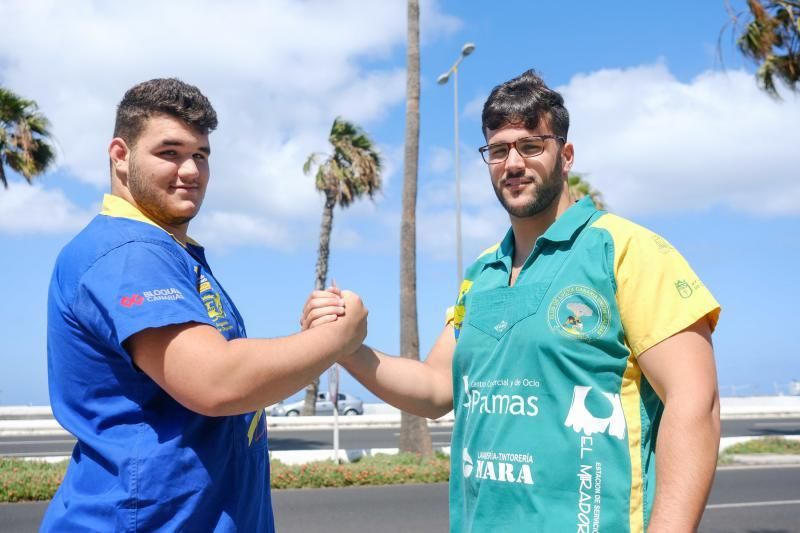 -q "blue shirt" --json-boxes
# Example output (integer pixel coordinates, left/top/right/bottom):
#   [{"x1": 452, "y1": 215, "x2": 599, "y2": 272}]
[{"x1": 42, "y1": 195, "x2": 274, "y2": 532}]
